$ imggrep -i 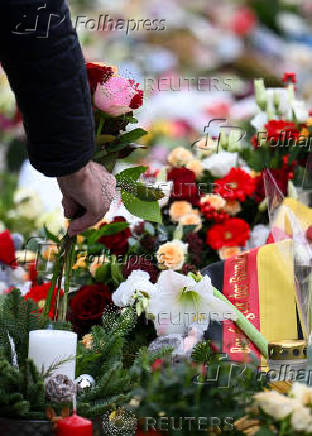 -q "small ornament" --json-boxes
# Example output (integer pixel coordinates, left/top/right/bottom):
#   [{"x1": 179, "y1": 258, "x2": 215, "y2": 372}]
[
  {"x1": 46, "y1": 374, "x2": 76, "y2": 403},
  {"x1": 75, "y1": 374, "x2": 95, "y2": 394}
]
